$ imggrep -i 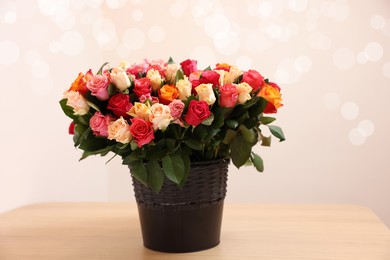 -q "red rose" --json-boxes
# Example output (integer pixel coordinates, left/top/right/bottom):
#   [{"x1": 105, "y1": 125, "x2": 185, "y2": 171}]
[
  {"x1": 242, "y1": 69, "x2": 264, "y2": 92},
  {"x1": 129, "y1": 118, "x2": 154, "y2": 147},
  {"x1": 199, "y1": 70, "x2": 220, "y2": 87},
  {"x1": 108, "y1": 93, "x2": 133, "y2": 118},
  {"x1": 134, "y1": 78, "x2": 152, "y2": 97},
  {"x1": 184, "y1": 100, "x2": 210, "y2": 126},
  {"x1": 180, "y1": 59, "x2": 198, "y2": 77},
  {"x1": 148, "y1": 64, "x2": 166, "y2": 78},
  {"x1": 219, "y1": 84, "x2": 238, "y2": 108},
  {"x1": 68, "y1": 121, "x2": 75, "y2": 135}
]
